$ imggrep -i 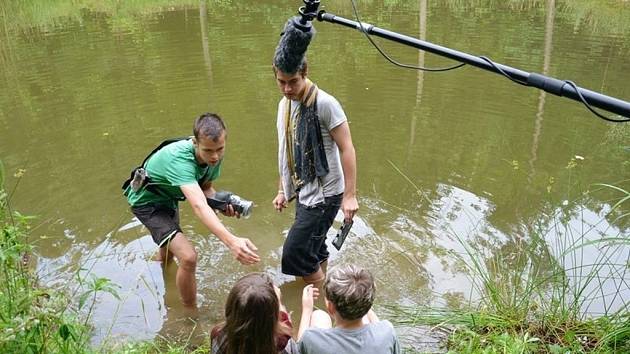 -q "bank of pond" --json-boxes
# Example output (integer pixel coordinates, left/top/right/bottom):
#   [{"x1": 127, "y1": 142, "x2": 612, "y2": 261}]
[{"x1": 1, "y1": 180, "x2": 629, "y2": 353}]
